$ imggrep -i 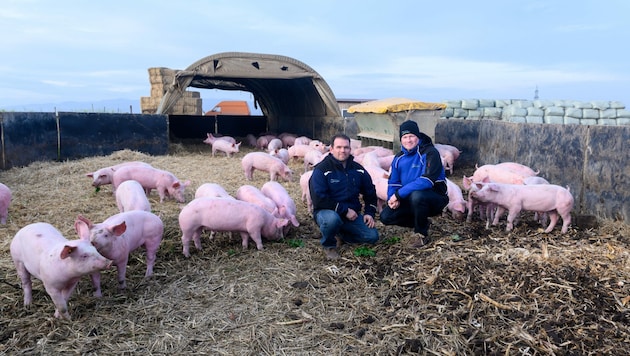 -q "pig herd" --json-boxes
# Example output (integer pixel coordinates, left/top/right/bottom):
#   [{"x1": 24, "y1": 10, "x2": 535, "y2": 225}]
[{"x1": 4, "y1": 131, "x2": 574, "y2": 320}]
